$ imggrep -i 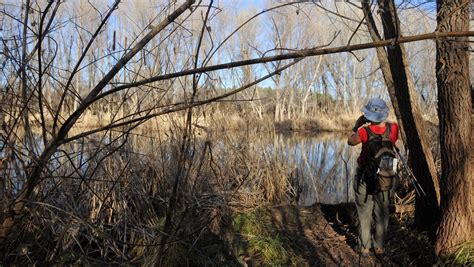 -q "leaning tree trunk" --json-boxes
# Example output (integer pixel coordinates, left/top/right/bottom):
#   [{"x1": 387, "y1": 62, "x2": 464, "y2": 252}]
[
  {"x1": 367, "y1": 0, "x2": 441, "y2": 230},
  {"x1": 361, "y1": 2, "x2": 407, "y2": 144},
  {"x1": 435, "y1": 0, "x2": 472, "y2": 255}
]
